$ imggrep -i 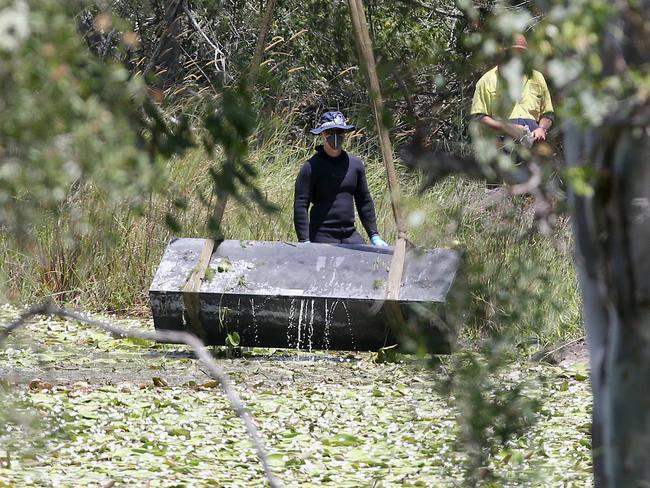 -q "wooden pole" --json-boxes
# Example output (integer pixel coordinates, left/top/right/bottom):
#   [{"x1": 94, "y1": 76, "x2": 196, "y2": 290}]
[
  {"x1": 248, "y1": 0, "x2": 278, "y2": 89},
  {"x1": 181, "y1": 238, "x2": 214, "y2": 339},
  {"x1": 212, "y1": 0, "x2": 278, "y2": 233},
  {"x1": 348, "y1": 0, "x2": 408, "y2": 306}
]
